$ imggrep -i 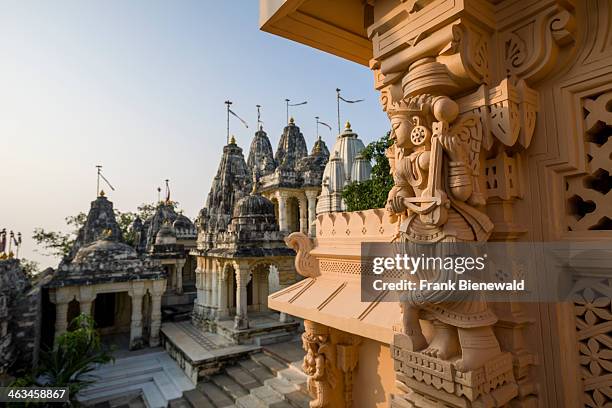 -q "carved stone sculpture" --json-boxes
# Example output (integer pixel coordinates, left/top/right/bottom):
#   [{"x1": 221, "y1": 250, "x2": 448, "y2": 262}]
[
  {"x1": 386, "y1": 91, "x2": 500, "y2": 372},
  {"x1": 302, "y1": 321, "x2": 336, "y2": 408}
]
